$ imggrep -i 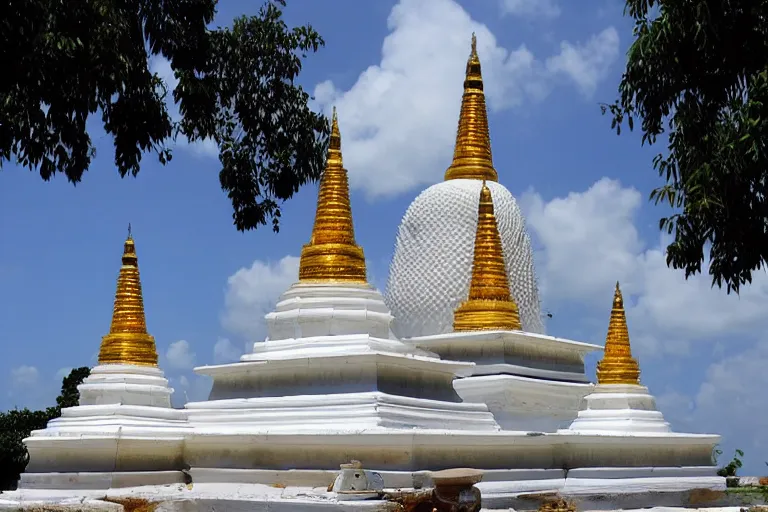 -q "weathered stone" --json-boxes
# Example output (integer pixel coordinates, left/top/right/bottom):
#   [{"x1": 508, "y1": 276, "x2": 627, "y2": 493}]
[
  {"x1": 538, "y1": 497, "x2": 577, "y2": 512},
  {"x1": 0, "y1": 499, "x2": 124, "y2": 512}
]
